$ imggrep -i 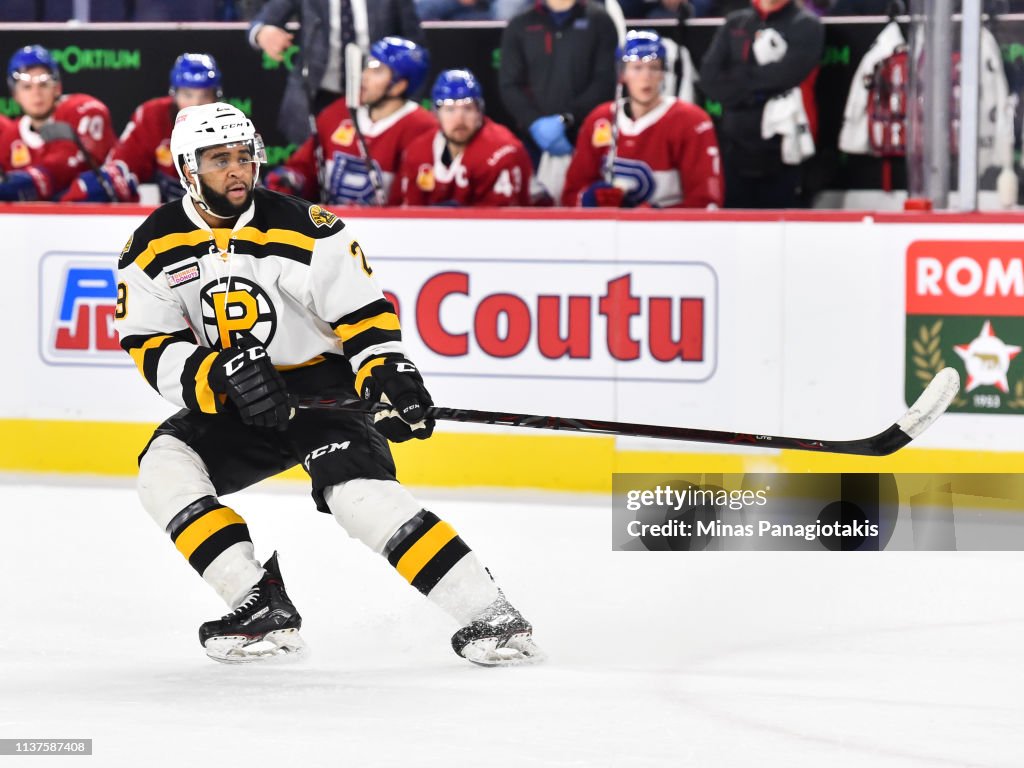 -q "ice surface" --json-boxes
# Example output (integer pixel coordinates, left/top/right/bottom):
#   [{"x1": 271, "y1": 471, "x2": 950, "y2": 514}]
[{"x1": 1, "y1": 479, "x2": 1022, "y2": 767}]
